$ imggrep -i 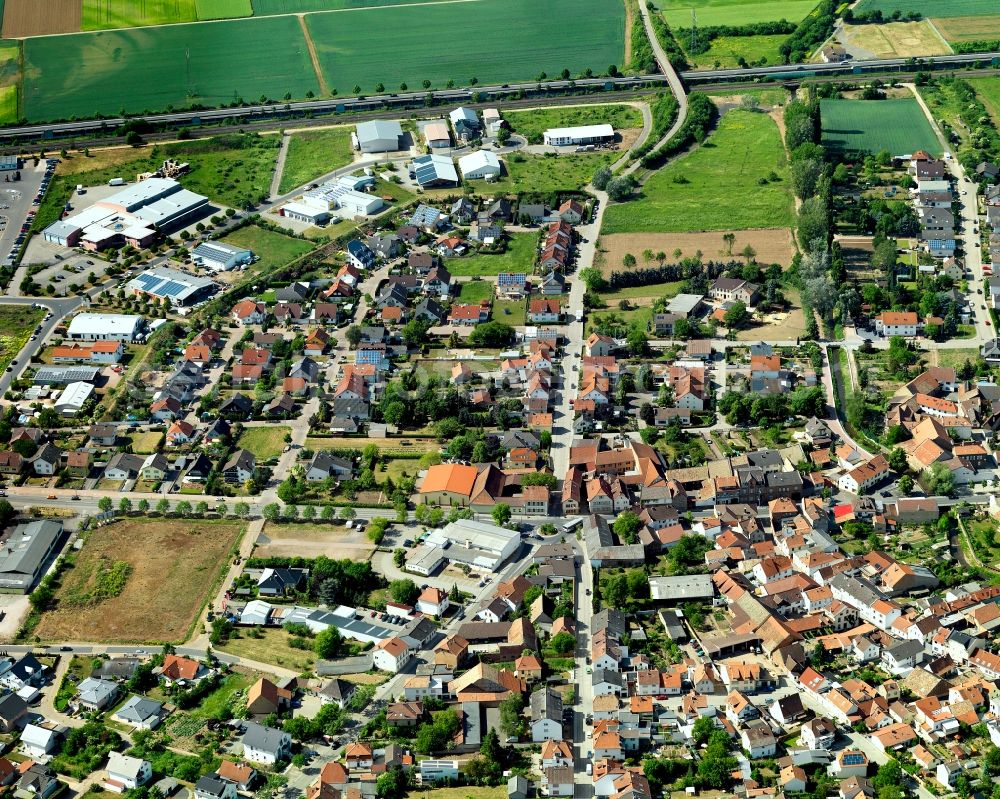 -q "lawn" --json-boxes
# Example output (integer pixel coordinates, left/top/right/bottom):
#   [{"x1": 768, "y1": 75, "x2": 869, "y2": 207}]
[
  {"x1": 457, "y1": 280, "x2": 494, "y2": 303},
  {"x1": 659, "y1": 0, "x2": 818, "y2": 28},
  {"x1": 855, "y1": 0, "x2": 998, "y2": 17},
  {"x1": 493, "y1": 299, "x2": 526, "y2": 326},
  {"x1": 237, "y1": 426, "x2": 290, "y2": 460},
  {"x1": 0, "y1": 304, "x2": 42, "y2": 373},
  {"x1": 375, "y1": 457, "x2": 421, "y2": 484},
  {"x1": 445, "y1": 233, "x2": 537, "y2": 277},
  {"x1": 305, "y1": 0, "x2": 625, "y2": 96},
  {"x1": 127, "y1": 431, "x2": 164, "y2": 454},
  {"x1": 820, "y1": 98, "x2": 941, "y2": 157},
  {"x1": 602, "y1": 109, "x2": 794, "y2": 234},
  {"x1": 219, "y1": 627, "x2": 317, "y2": 672},
  {"x1": 506, "y1": 104, "x2": 642, "y2": 144},
  {"x1": 689, "y1": 34, "x2": 789, "y2": 69},
  {"x1": 81, "y1": 0, "x2": 198, "y2": 30},
  {"x1": 35, "y1": 519, "x2": 244, "y2": 643},
  {"x1": 498, "y1": 151, "x2": 616, "y2": 194},
  {"x1": 23, "y1": 15, "x2": 320, "y2": 122},
  {"x1": 278, "y1": 127, "x2": 355, "y2": 195},
  {"x1": 422, "y1": 789, "x2": 506, "y2": 799},
  {"x1": 189, "y1": 671, "x2": 254, "y2": 719},
  {"x1": 221, "y1": 225, "x2": 315, "y2": 271},
  {"x1": 966, "y1": 518, "x2": 1000, "y2": 566},
  {"x1": 0, "y1": 85, "x2": 18, "y2": 124}
]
